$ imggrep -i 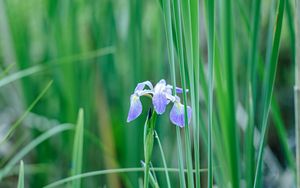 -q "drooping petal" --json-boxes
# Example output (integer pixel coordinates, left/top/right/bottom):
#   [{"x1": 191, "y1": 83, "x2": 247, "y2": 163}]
[
  {"x1": 127, "y1": 95, "x2": 143, "y2": 122},
  {"x1": 134, "y1": 81, "x2": 153, "y2": 93},
  {"x1": 152, "y1": 92, "x2": 168, "y2": 114},
  {"x1": 170, "y1": 102, "x2": 192, "y2": 127}
]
